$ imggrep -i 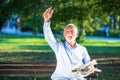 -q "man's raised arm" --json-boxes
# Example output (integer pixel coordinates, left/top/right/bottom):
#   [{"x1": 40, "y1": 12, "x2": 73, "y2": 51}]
[{"x1": 43, "y1": 7, "x2": 58, "y2": 53}]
